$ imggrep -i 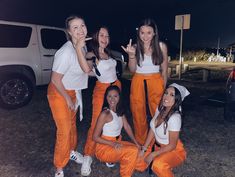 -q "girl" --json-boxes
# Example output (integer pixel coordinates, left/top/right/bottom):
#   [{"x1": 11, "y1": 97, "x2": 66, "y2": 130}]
[
  {"x1": 81, "y1": 27, "x2": 121, "y2": 176},
  {"x1": 93, "y1": 85, "x2": 141, "y2": 177},
  {"x1": 47, "y1": 15, "x2": 91, "y2": 177},
  {"x1": 139, "y1": 83, "x2": 190, "y2": 177},
  {"x1": 122, "y1": 18, "x2": 168, "y2": 145}
]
